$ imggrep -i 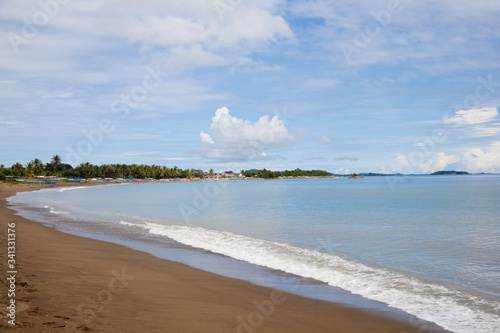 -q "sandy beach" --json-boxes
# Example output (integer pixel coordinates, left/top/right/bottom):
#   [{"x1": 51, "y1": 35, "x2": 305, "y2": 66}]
[{"x1": 0, "y1": 183, "x2": 445, "y2": 332}]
